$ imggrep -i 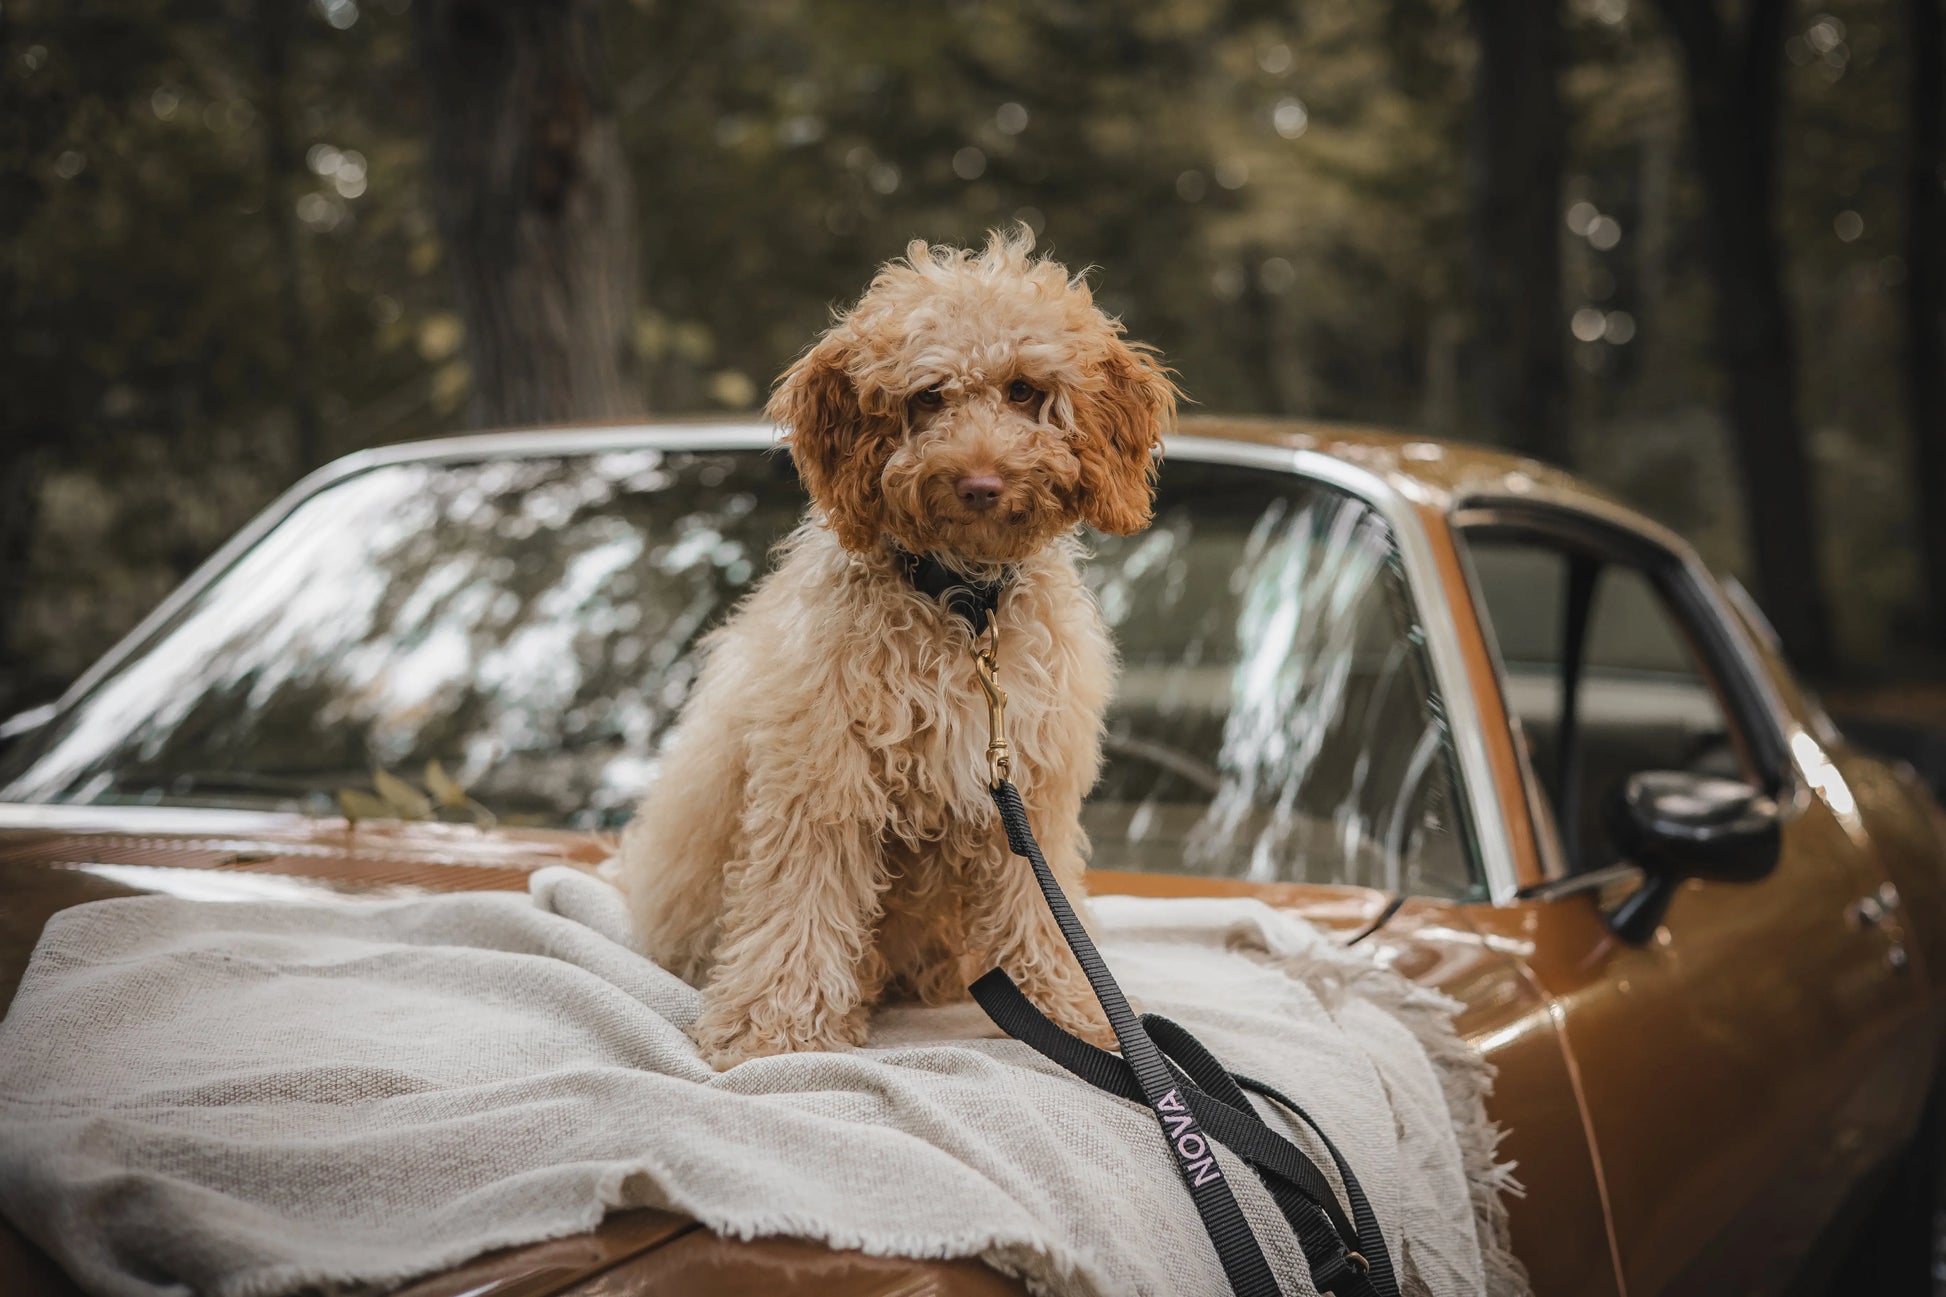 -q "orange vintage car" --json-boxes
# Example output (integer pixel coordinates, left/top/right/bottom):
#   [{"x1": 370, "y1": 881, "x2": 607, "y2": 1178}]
[{"x1": 2, "y1": 419, "x2": 1941, "y2": 1296}]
